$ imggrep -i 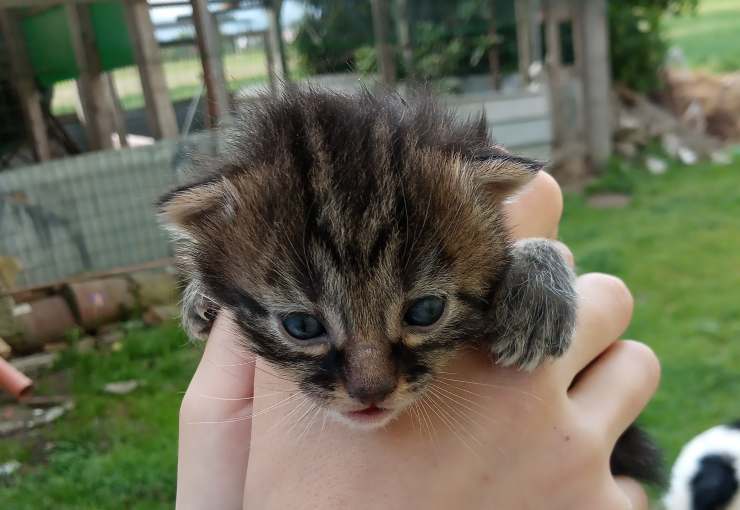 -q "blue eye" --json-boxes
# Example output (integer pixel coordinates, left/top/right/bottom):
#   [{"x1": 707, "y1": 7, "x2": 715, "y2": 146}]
[
  {"x1": 404, "y1": 296, "x2": 445, "y2": 327},
  {"x1": 282, "y1": 313, "x2": 326, "y2": 340}
]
